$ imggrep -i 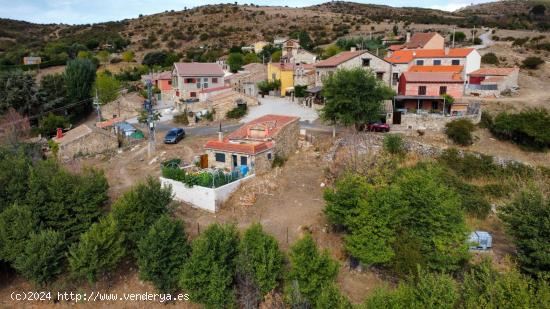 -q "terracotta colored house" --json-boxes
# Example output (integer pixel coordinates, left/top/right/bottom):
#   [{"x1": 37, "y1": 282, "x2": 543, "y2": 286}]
[
  {"x1": 142, "y1": 71, "x2": 172, "y2": 91},
  {"x1": 395, "y1": 70, "x2": 465, "y2": 114},
  {"x1": 387, "y1": 32, "x2": 445, "y2": 53},
  {"x1": 204, "y1": 115, "x2": 299, "y2": 174},
  {"x1": 172, "y1": 63, "x2": 225, "y2": 99}
]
